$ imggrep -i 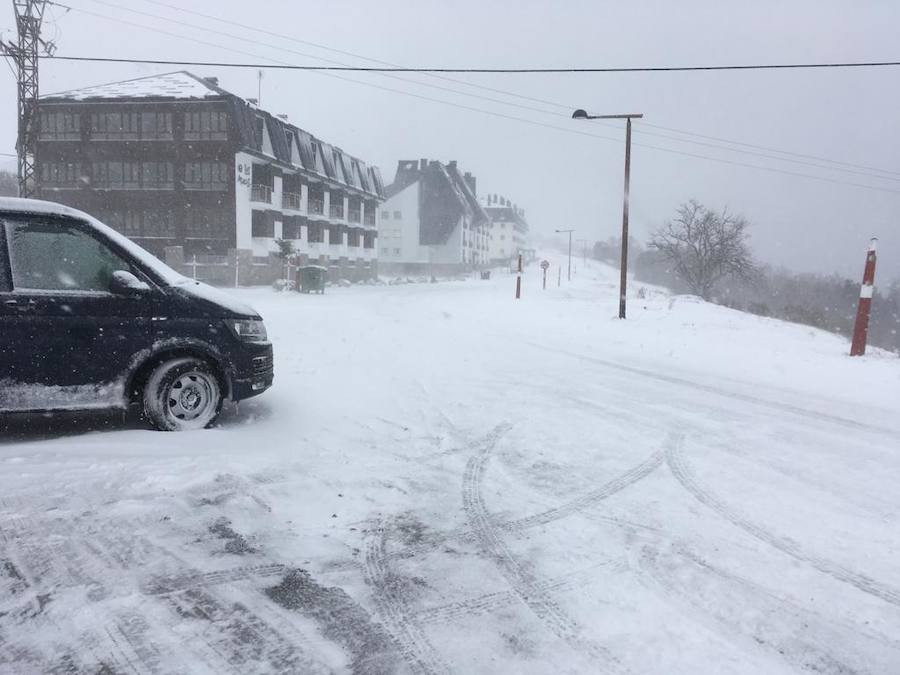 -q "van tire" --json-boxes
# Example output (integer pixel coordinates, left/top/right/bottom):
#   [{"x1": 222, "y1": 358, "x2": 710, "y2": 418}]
[{"x1": 142, "y1": 357, "x2": 223, "y2": 431}]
